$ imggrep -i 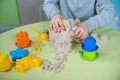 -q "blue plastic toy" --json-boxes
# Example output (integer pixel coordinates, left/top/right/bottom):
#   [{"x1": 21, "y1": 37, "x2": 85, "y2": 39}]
[
  {"x1": 81, "y1": 36, "x2": 98, "y2": 52},
  {"x1": 81, "y1": 36, "x2": 99, "y2": 60},
  {"x1": 9, "y1": 46, "x2": 29, "y2": 61}
]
